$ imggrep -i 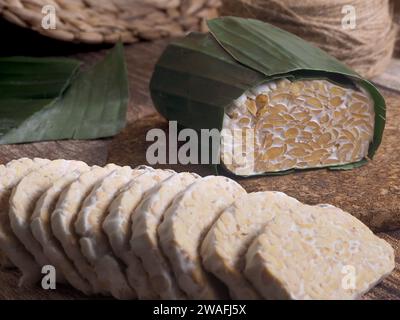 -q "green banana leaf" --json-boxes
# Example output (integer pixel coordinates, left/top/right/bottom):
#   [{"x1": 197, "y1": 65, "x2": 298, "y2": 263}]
[
  {"x1": 0, "y1": 56, "x2": 80, "y2": 100},
  {"x1": 151, "y1": 33, "x2": 266, "y2": 132},
  {"x1": 0, "y1": 43, "x2": 129, "y2": 144},
  {"x1": 0, "y1": 57, "x2": 80, "y2": 136},
  {"x1": 150, "y1": 17, "x2": 386, "y2": 176}
]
